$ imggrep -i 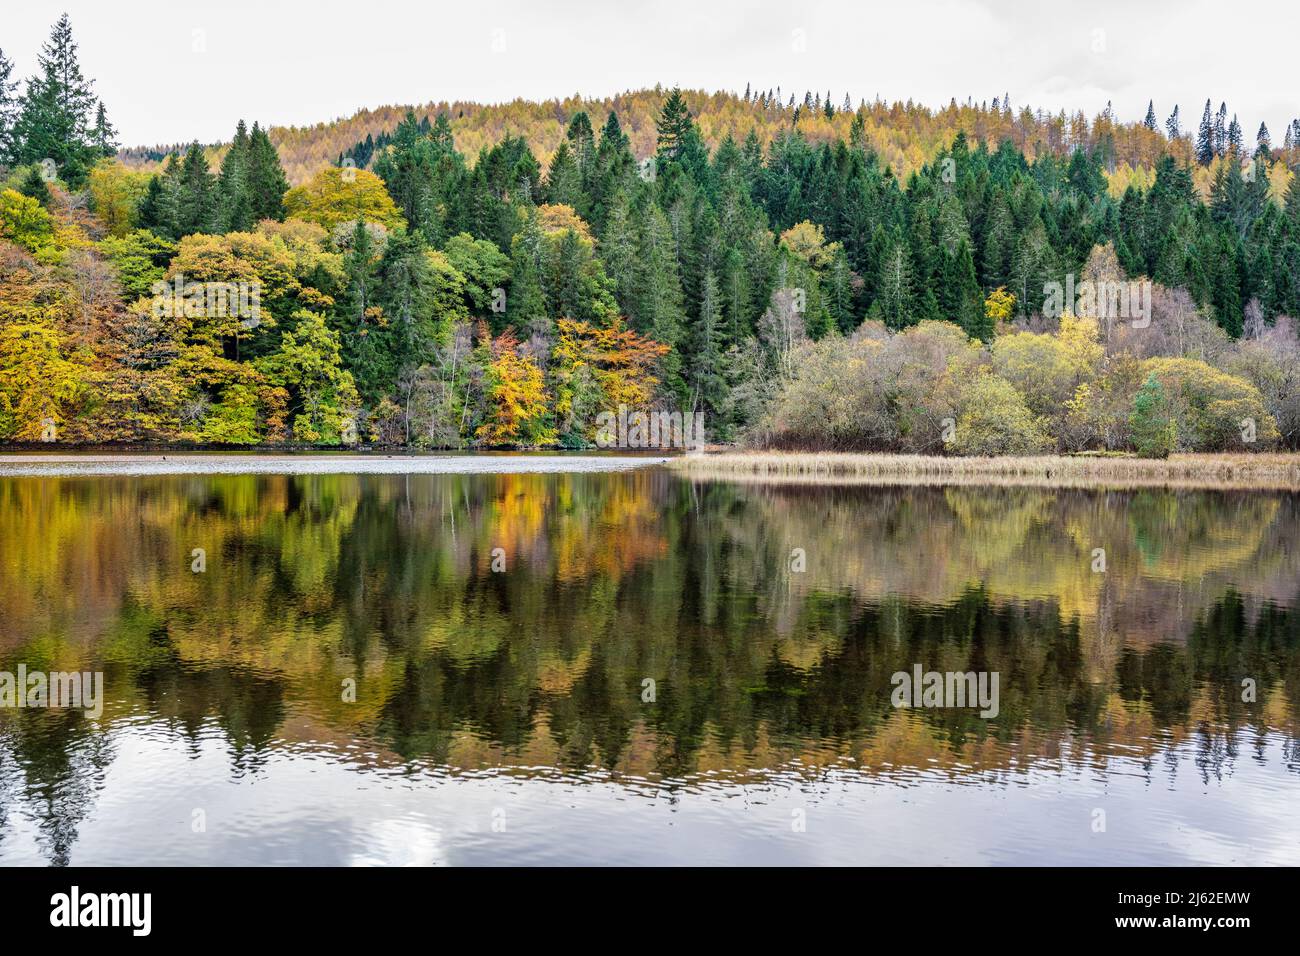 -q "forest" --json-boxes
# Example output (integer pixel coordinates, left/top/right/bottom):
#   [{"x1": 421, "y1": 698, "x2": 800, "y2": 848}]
[{"x1": 2, "y1": 14, "x2": 1300, "y2": 453}]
